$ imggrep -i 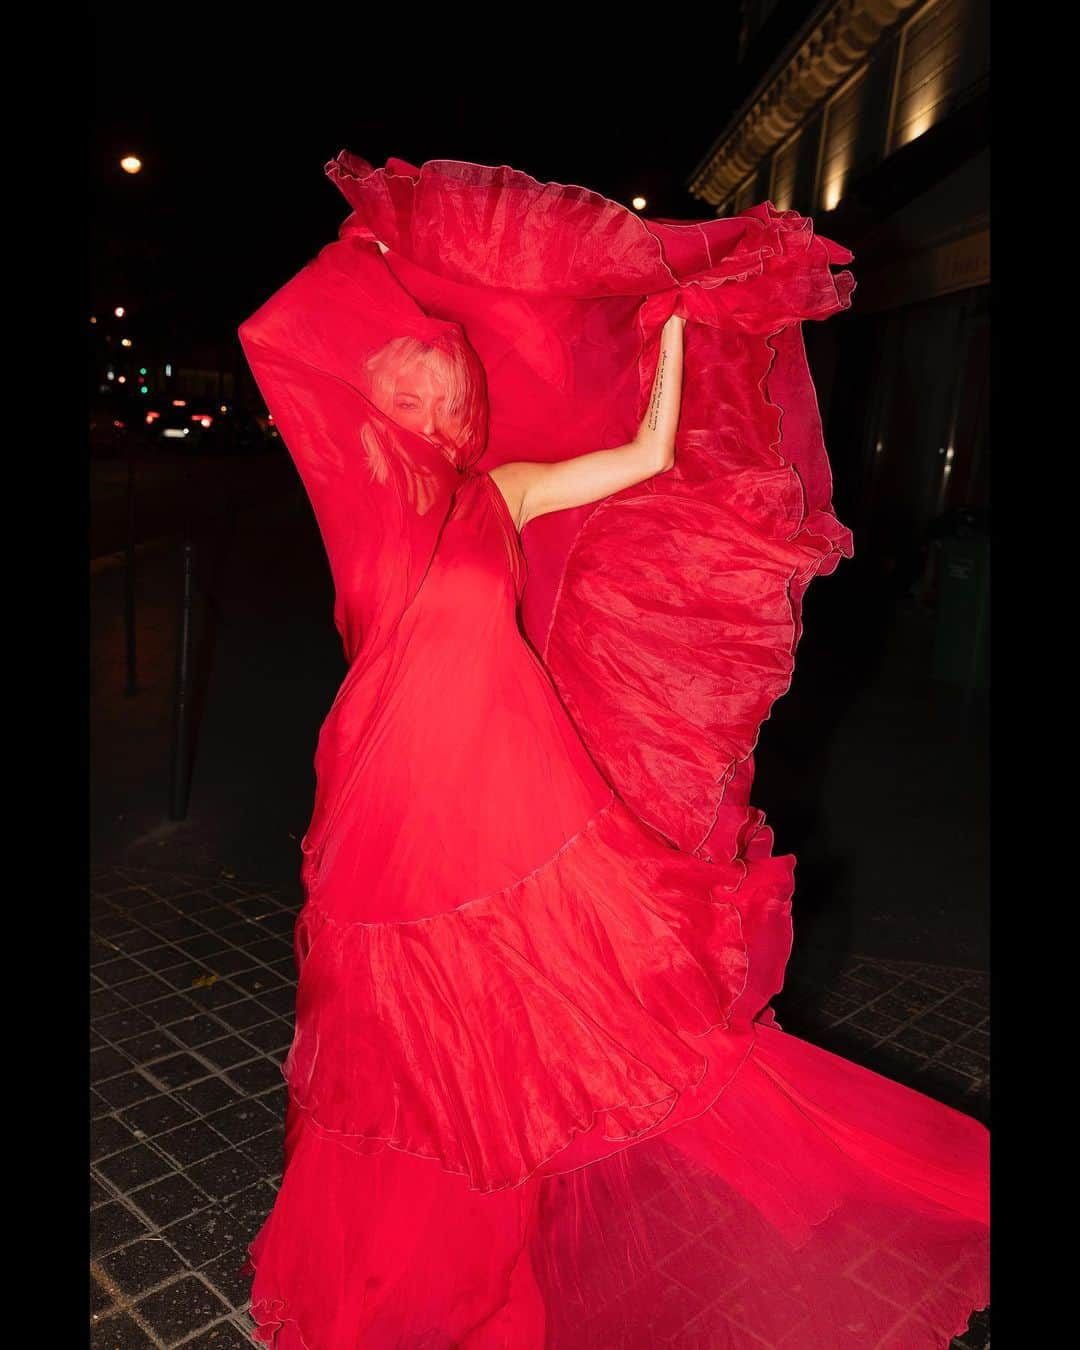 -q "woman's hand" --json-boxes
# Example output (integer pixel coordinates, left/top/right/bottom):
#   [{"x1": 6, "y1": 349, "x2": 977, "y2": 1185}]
[{"x1": 490, "y1": 313, "x2": 686, "y2": 530}]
